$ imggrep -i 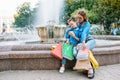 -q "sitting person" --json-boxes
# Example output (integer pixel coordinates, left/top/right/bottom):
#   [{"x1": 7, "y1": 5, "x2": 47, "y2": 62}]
[
  {"x1": 59, "y1": 11, "x2": 96, "y2": 79},
  {"x1": 69, "y1": 11, "x2": 96, "y2": 79},
  {"x1": 59, "y1": 17, "x2": 80, "y2": 73}
]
